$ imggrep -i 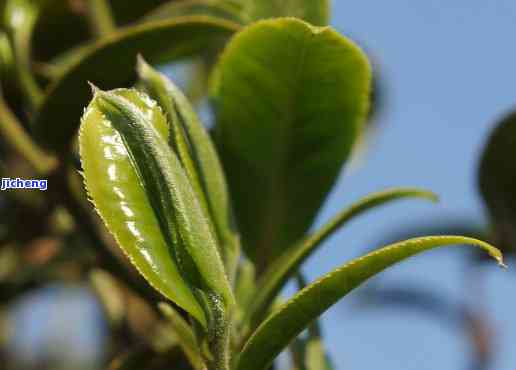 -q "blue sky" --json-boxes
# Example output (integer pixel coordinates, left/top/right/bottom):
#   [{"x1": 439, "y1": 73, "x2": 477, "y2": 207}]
[{"x1": 299, "y1": 1, "x2": 516, "y2": 369}]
